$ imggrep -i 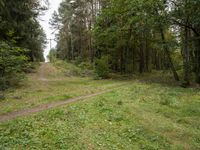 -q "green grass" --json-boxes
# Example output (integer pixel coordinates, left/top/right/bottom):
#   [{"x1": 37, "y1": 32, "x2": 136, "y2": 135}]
[
  {"x1": 0, "y1": 81, "x2": 200, "y2": 149},
  {"x1": 0, "y1": 77, "x2": 127, "y2": 115},
  {"x1": 0, "y1": 62, "x2": 127, "y2": 115}
]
